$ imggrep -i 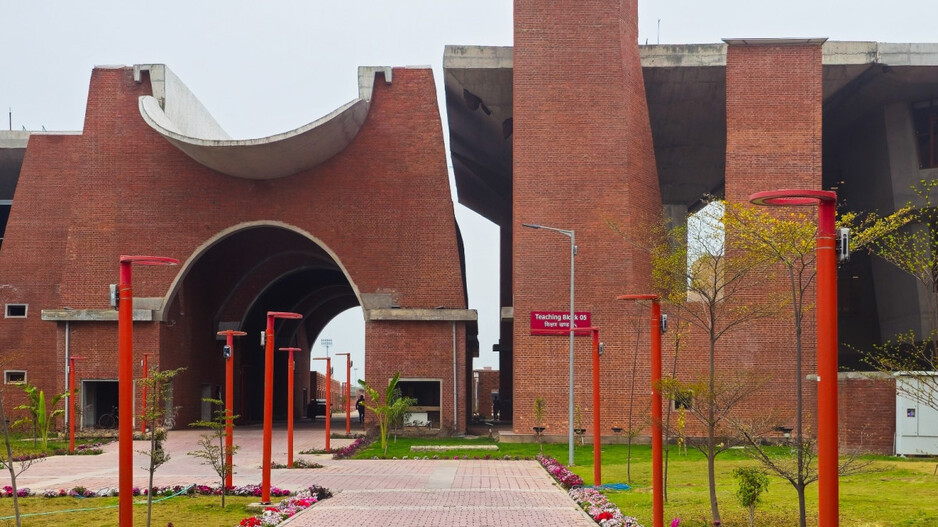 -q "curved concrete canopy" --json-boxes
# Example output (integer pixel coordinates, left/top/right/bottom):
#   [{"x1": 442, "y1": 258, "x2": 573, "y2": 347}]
[{"x1": 136, "y1": 64, "x2": 392, "y2": 180}]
